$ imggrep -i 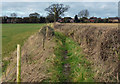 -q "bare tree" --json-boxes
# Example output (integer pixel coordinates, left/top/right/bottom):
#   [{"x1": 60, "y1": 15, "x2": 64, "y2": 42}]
[
  {"x1": 78, "y1": 9, "x2": 89, "y2": 18},
  {"x1": 29, "y1": 12, "x2": 40, "y2": 18},
  {"x1": 10, "y1": 13, "x2": 17, "y2": 23},
  {"x1": 10, "y1": 13, "x2": 17, "y2": 18},
  {"x1": 45, "y1": 4, "x2": 70, "y2": 22}
]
